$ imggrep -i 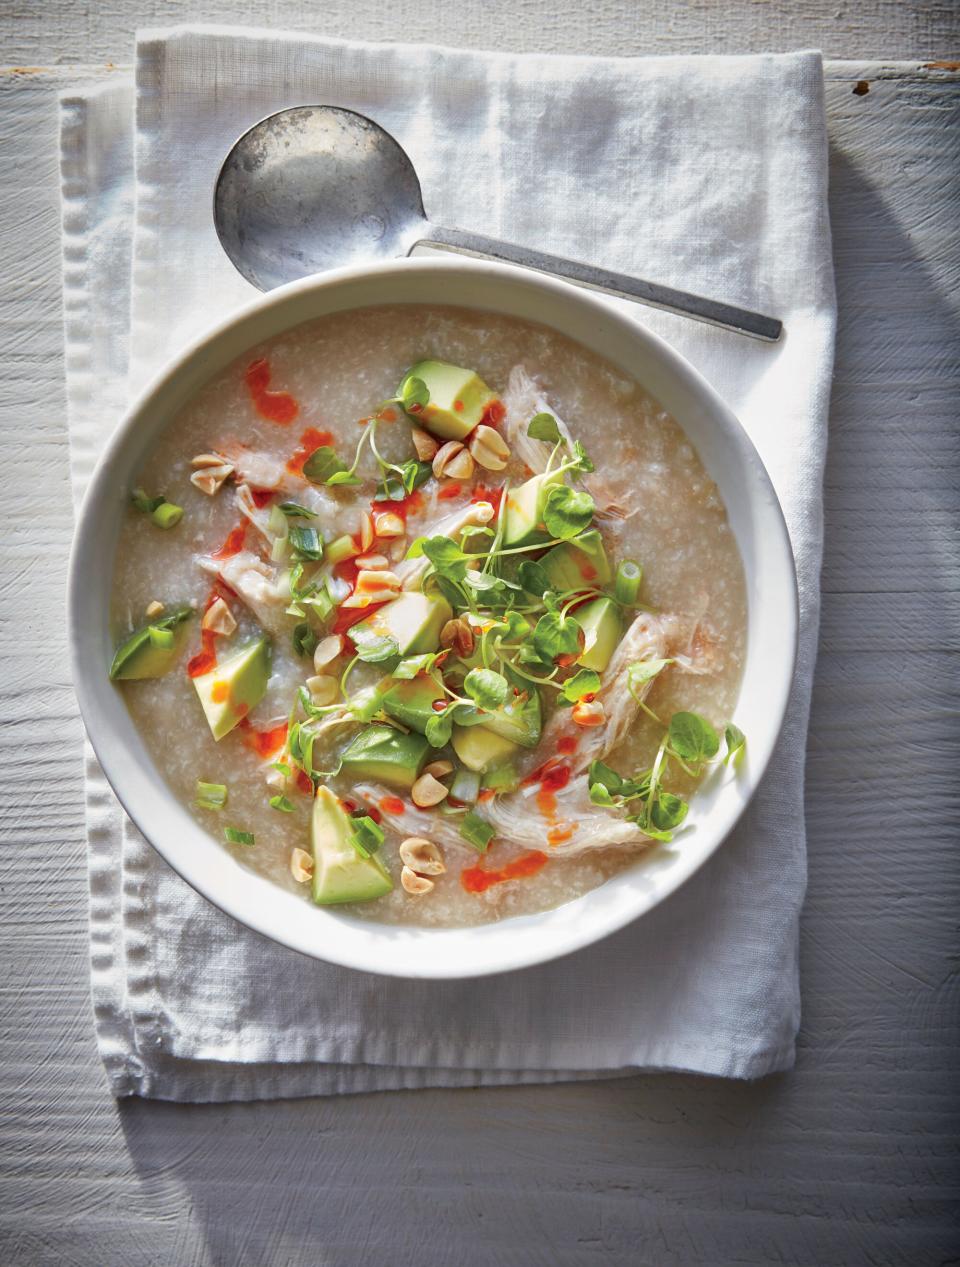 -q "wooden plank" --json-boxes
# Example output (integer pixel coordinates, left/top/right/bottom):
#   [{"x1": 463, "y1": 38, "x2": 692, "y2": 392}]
[
  {"x1": 0, "y1": 58, "x2": 958, "y2": 1267},
  {"x1": 4, "y1": 1, "x2": 960, "y2": 67}
]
